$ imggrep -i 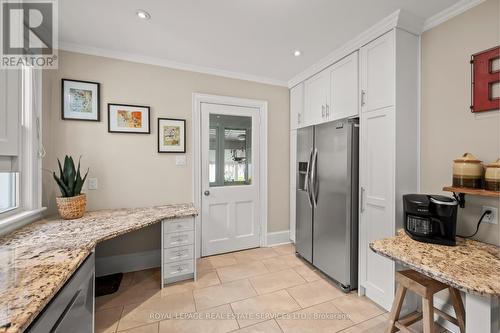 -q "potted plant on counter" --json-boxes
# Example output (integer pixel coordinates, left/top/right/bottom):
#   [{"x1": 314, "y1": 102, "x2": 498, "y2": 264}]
[{"x1": 53, "y1": 155, "x2": 89, "y2": 219}]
